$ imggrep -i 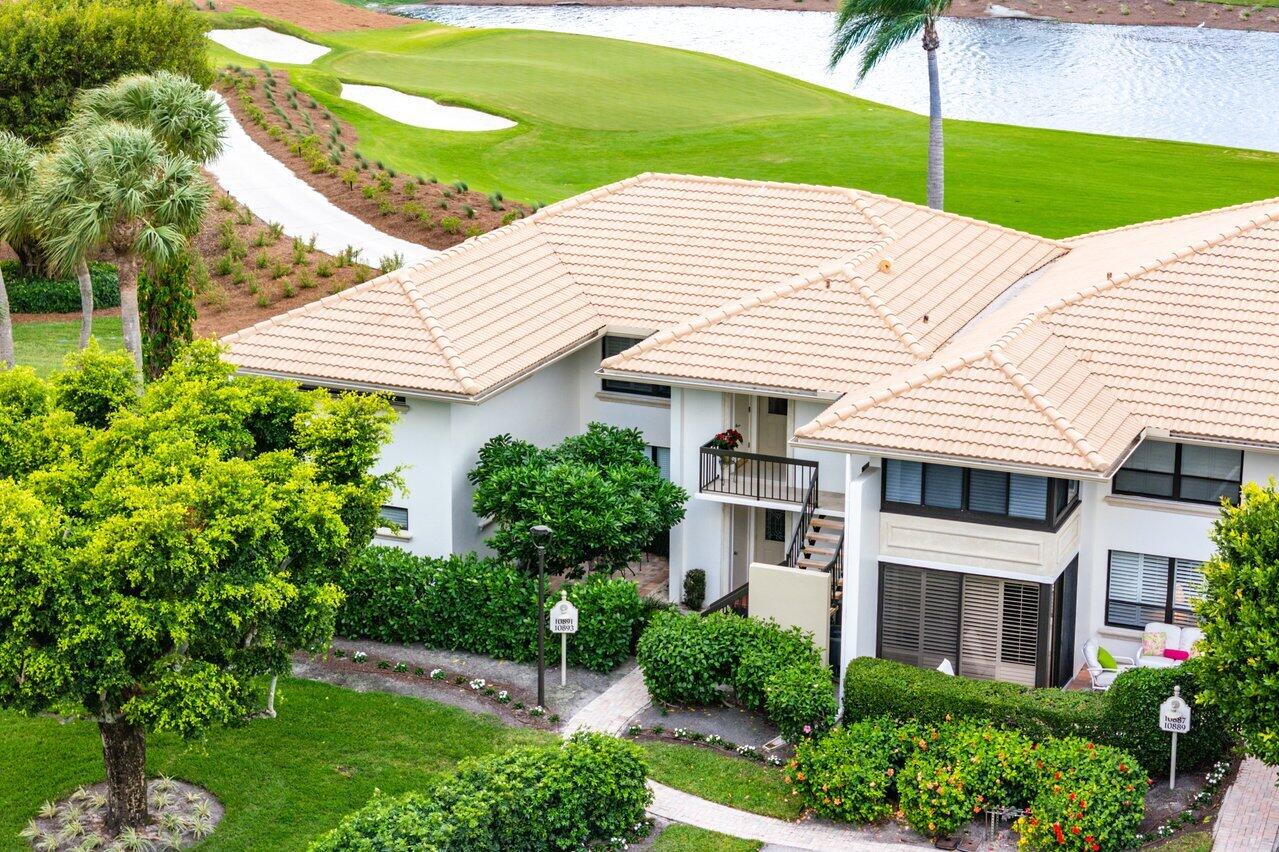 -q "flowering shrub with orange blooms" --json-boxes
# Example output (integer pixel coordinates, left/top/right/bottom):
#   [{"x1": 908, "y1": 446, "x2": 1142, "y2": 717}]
[
  {"x1": 1013, "y1": 738, "x2": 1145, "y2": 852},
  {"x1": 899, "y1": 720, "x2": 1035, "y2": 839},
  {"x1": 787, "y1": 718, "x2": 915, "y2": 824}
]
